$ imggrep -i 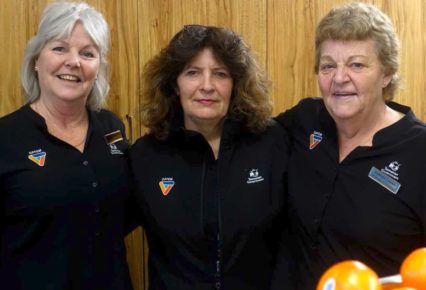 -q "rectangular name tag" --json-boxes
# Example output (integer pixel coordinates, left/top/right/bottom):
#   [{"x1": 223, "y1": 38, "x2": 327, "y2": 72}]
[
  {"x1": 104, "y1": 130, "x2": 123, "y2": 145},
  {"x1": 368, "y1": 166, "x2": 401, "y2": 194}
]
